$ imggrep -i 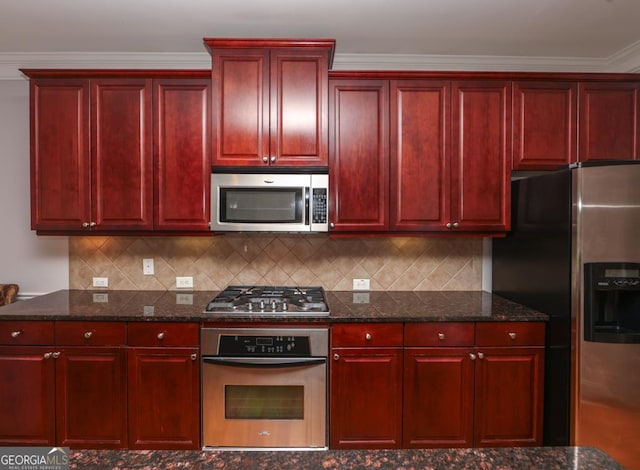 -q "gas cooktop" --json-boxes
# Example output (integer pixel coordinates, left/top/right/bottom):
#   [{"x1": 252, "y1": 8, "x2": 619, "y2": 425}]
[{"x1": 204, "y1": 285, "x2": 330, "y2": 317}]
